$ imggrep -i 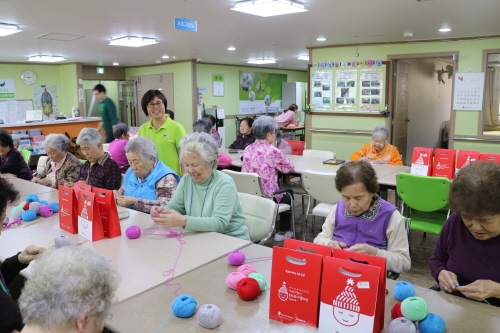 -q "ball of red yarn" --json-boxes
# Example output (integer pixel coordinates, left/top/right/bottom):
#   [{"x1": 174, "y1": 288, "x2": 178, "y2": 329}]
[
  {"x1": 228, "y1": 250, "x2": 246, "y2": 266},
  {"x1": 391, "y1": 301, "x2": 404, "y2": 320},
  {"x1": 125, "y1": 226, "x2": 141, "y2": 239},
  {"x1": 236, "y1": 278, "x2": 260, "y2": 301},
  {"x1": 23, "y1": 202, "x2": 30, "y2": 210}
]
